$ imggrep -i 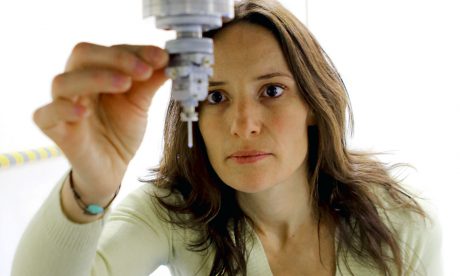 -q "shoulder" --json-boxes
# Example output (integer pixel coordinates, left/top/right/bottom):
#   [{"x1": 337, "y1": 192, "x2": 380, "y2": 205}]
[
  {"x1": 374, "y1": 184, "x2": 441, "y2": 239},
  {"x1": 373, "y1": 184, "x2": 443, "y2": 275}
]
